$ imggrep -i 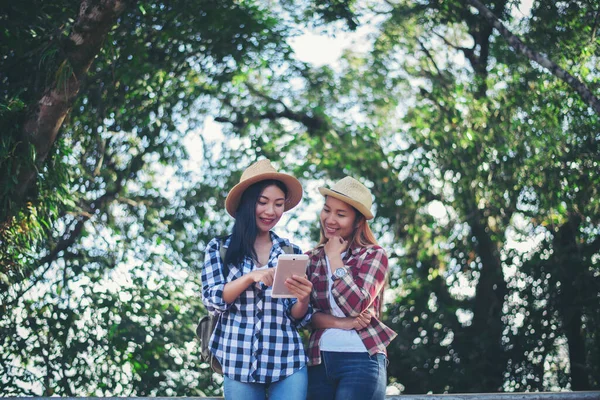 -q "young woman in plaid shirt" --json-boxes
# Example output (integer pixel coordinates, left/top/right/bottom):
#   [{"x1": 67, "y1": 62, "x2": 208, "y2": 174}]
[
  {"x1": 201, "y1": 159, "x2": 313, "y2": 400},
  {"x1": 306, "y1": 176, "x2": 397, "y2": 400}
]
